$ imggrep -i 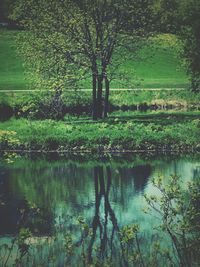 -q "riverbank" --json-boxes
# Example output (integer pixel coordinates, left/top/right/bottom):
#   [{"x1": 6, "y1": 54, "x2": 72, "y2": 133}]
[
  {"x1": 0, "y1": 117, "x2": 199, "y2": 153},
  {"x1": 1, "y1": 89, "x2": 200, "y2": 122}
]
